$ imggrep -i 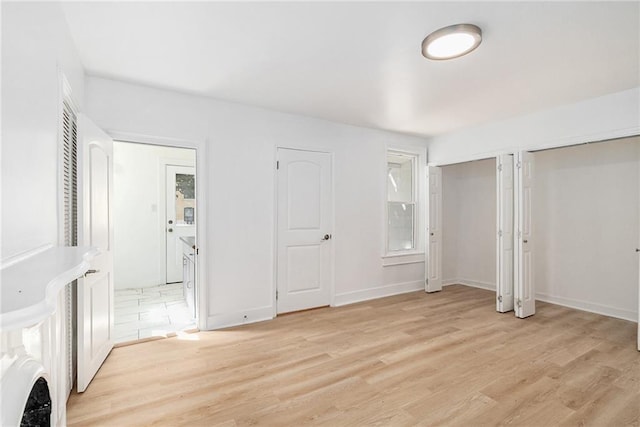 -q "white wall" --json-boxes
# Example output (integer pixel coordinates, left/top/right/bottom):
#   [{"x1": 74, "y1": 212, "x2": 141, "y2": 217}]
[
  {"x1": 535, "y1": 137, "x2": 640, "y2": 321},
  {"x1": 1, "y1": 2, "x2": 85, "y2": 260},
  {"x1": 442, "y1": 159, "x2": 497, "y2": 289},
  {"x1": 85, "y1": 76, "x2": 429, "y2": 329},
  {"x1": 428, "y1": 87, "x2": 640, "y2": 165},
  {"x1": 0, "y1": 3, "x2": 86, "y2": 423},
  {"x1": 113, "y1": 142, "x2": 195, "y2": 289}
]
